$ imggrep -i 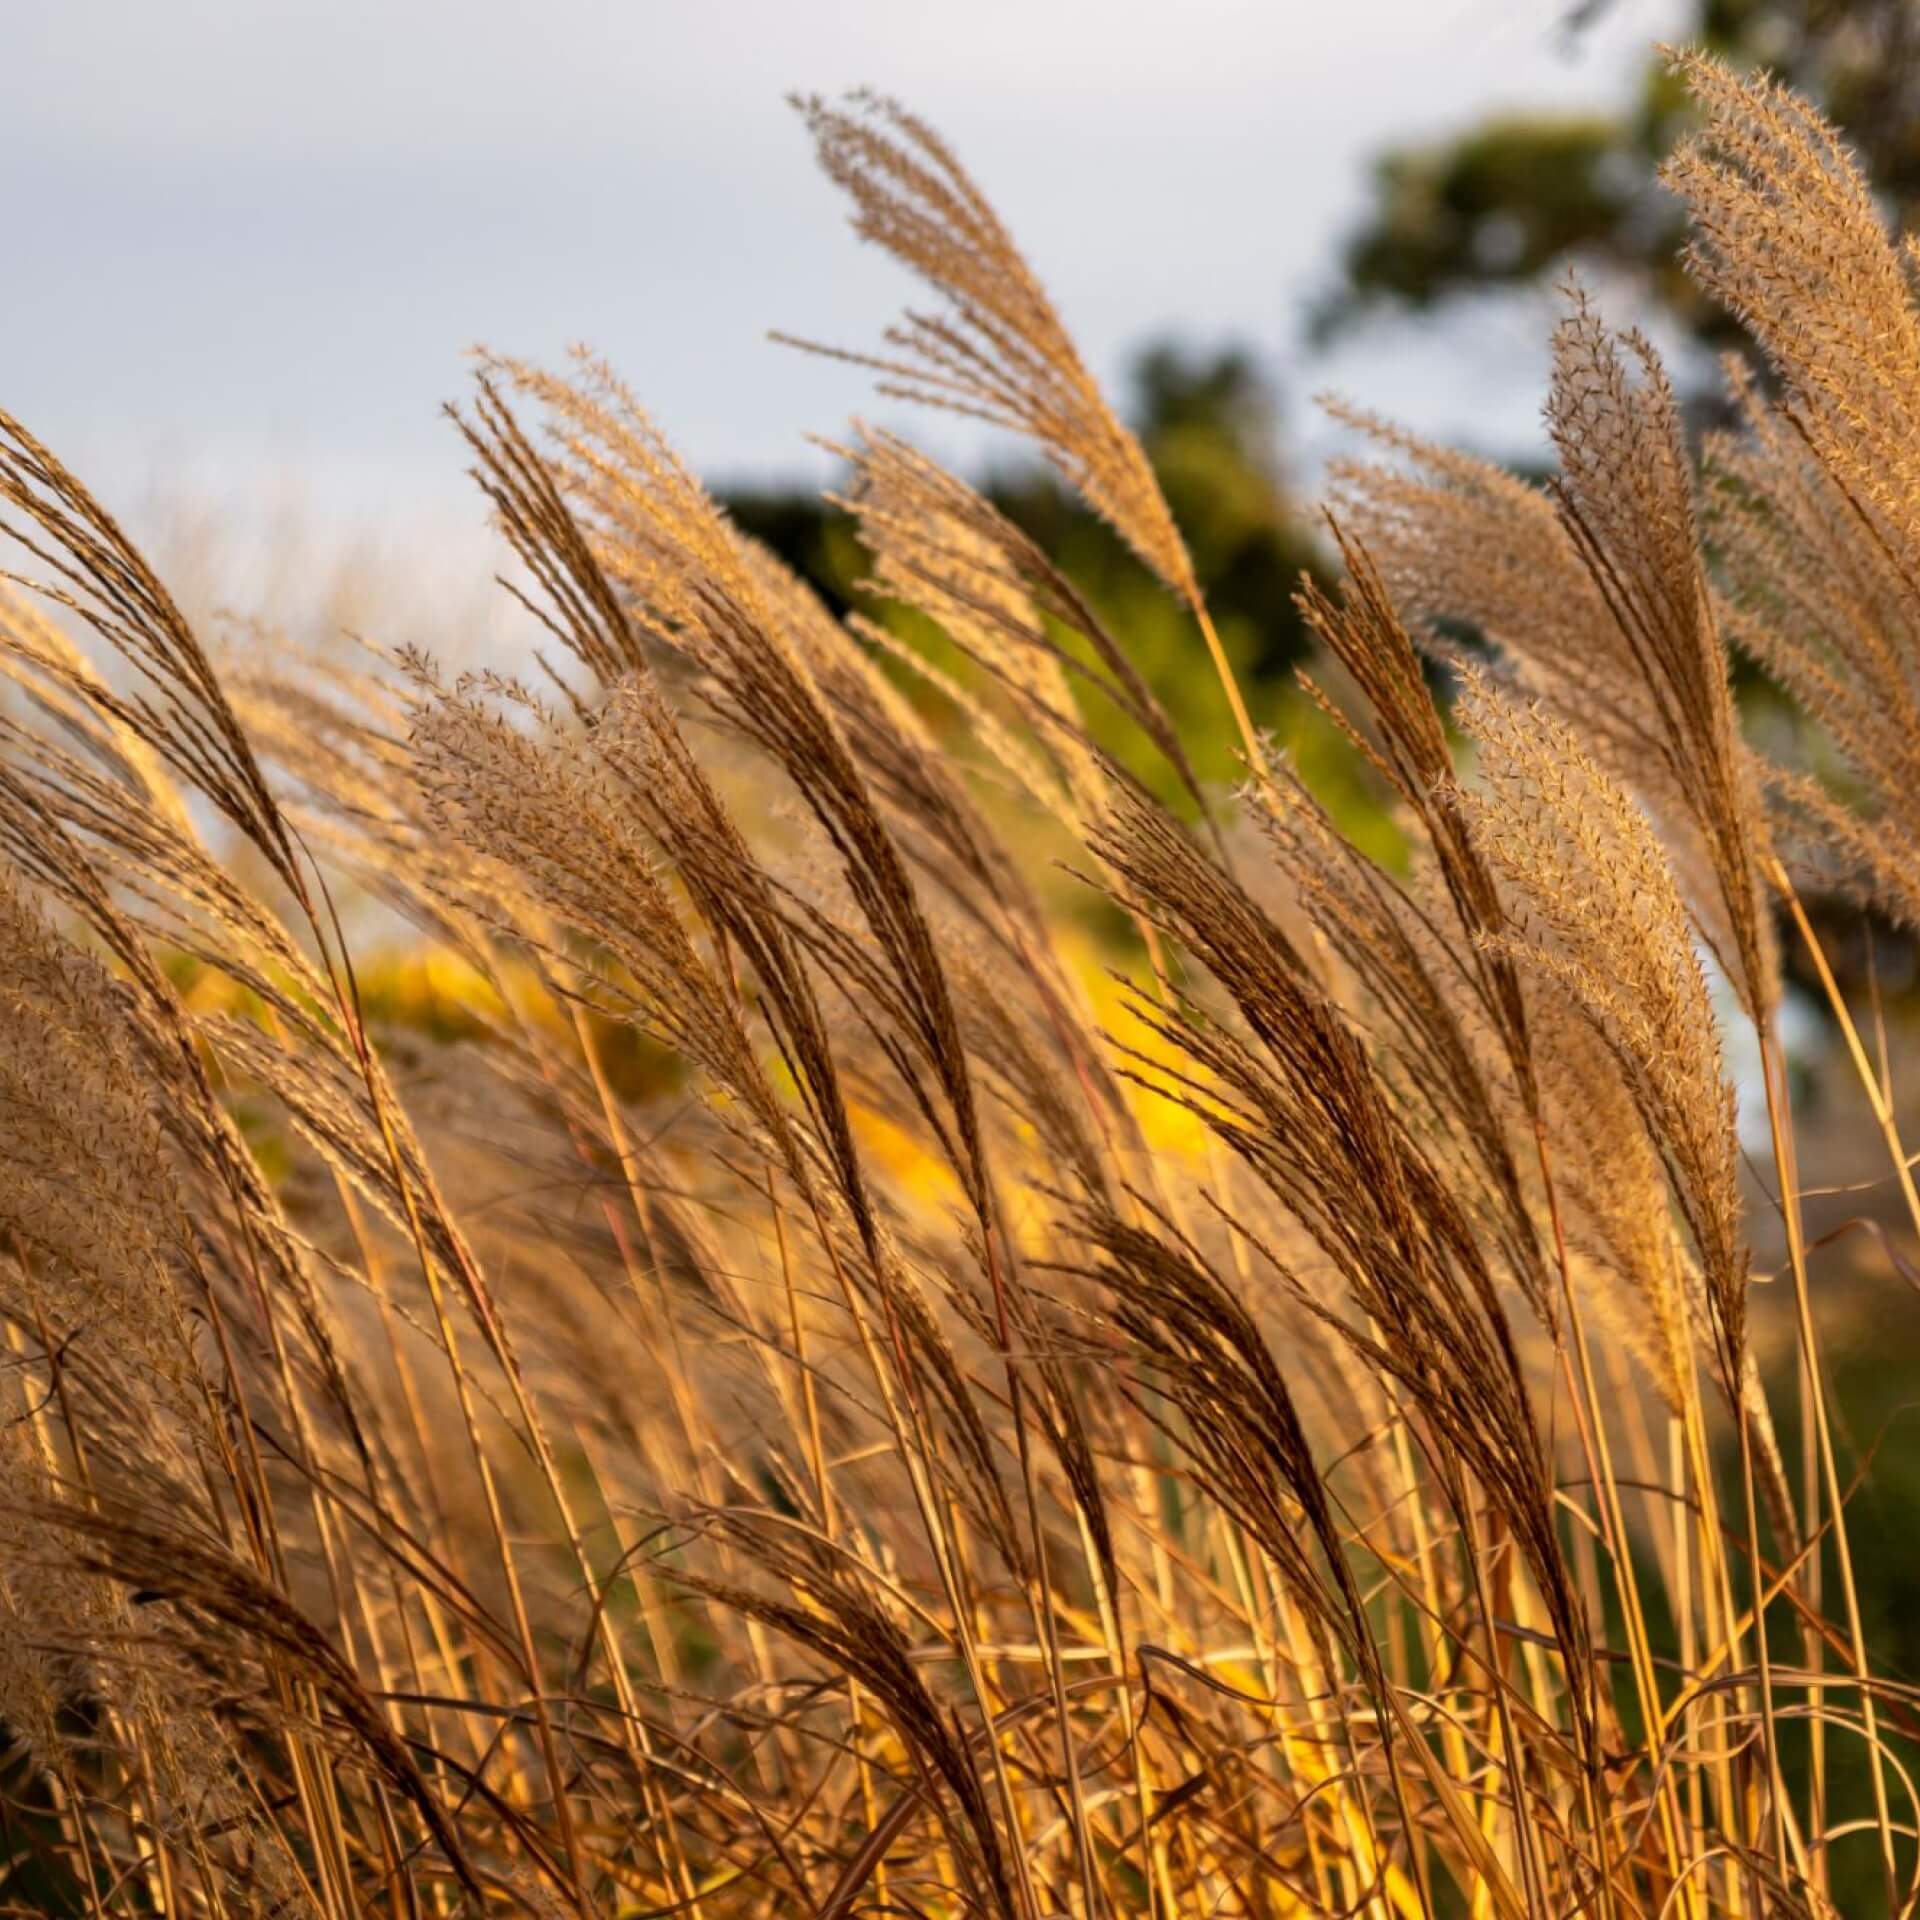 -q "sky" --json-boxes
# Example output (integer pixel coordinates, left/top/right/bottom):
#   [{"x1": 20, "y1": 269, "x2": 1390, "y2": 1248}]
[{"x1": 3, "y1": 0, "x2": 1685, "y2": 617}]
